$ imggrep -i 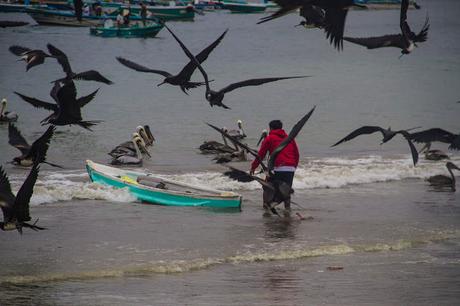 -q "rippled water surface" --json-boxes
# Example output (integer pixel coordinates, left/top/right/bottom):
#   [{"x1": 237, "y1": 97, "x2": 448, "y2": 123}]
[{"x1": 1, "y1": 0, "x2": 460, "y2": 305}]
